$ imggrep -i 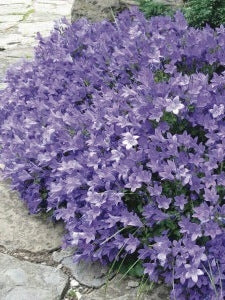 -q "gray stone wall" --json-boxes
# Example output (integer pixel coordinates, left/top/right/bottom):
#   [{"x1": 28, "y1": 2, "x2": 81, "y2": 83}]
[{"x1": 71, "y1": 0, "x2": 138, "y2": 23}]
